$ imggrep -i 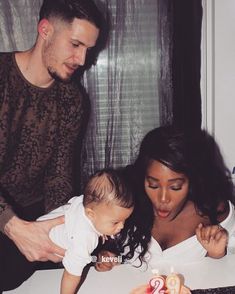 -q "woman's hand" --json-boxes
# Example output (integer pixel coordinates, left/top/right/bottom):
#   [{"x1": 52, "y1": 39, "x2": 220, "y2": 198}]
[
  {"x1": 94, "y1": 250, "x2": 121, "y2": 272},
  {"x1": 196, "y1": 223, "x2": 228, "y2": 258}
]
